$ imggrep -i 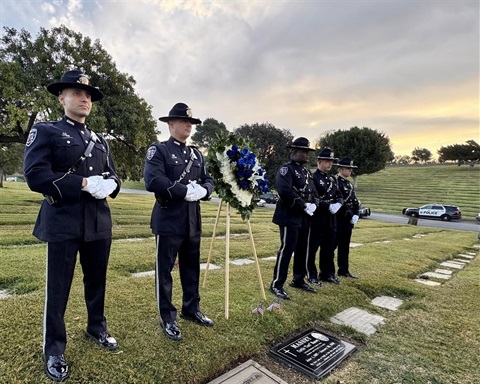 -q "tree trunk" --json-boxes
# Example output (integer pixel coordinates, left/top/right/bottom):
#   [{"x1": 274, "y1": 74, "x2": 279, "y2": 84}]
[{"x1": 0, "y1": 168, "x2": 4, "y2": 188}]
